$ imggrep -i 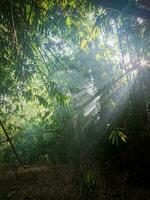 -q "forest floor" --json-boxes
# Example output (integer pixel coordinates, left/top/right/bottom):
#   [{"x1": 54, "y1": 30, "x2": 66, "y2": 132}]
[
  {"x1": 0, "y1": 164, "x2": 80, "y2": 200},
  {"x1": 0, "y1": 164, "x2": 150, "y2": 200}
]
